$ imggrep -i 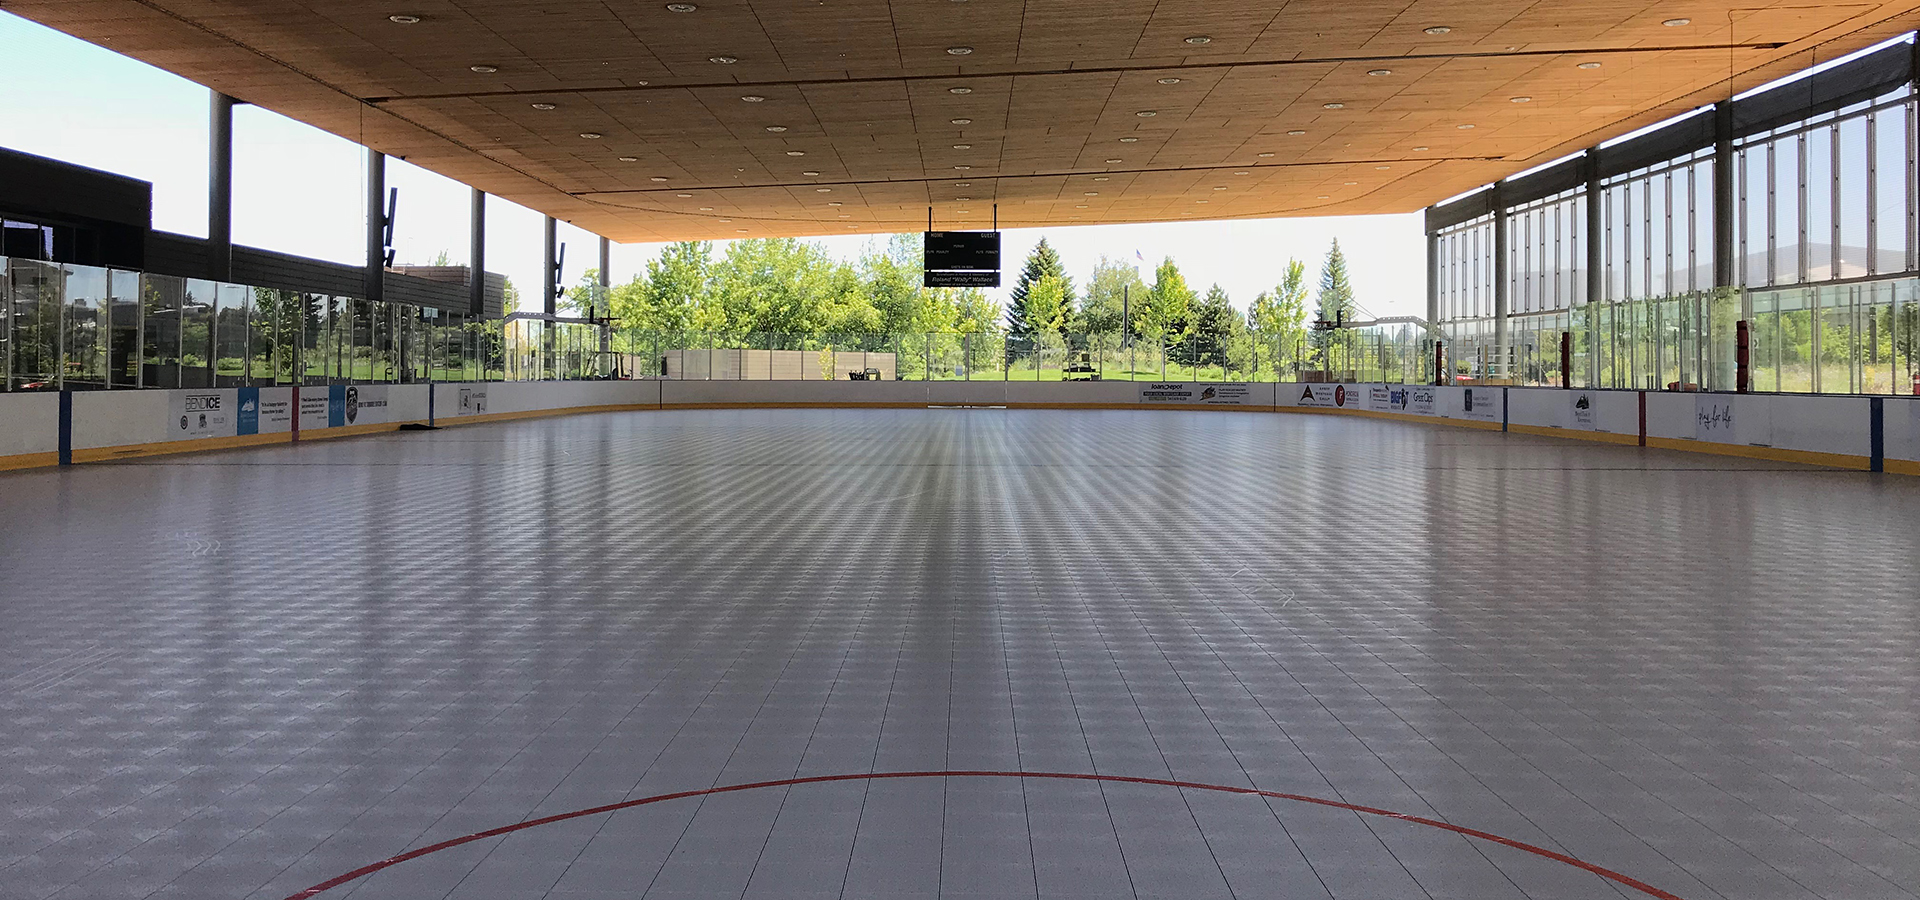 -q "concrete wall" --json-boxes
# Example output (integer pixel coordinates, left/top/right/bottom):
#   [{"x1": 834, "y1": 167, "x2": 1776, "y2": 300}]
[{"x1": 3, "y1": 379, "x2": 1910, "y2": 473}]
